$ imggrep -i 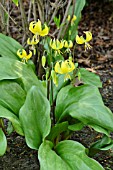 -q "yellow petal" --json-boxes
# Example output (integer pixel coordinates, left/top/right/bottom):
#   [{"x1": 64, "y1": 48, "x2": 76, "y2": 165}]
[
  {"x1": 39, "y1": 24, "x2": 49, "y2": 36},
  {"x1": 55, "y1": 62, "x2": 62, "y2": 74},
  {"x1": 29, "y1": 20, "x2": 41, "y2": 34},
  {"x1": 84, "y1": 31, "x2": 92, "y2": 42},
  {"x1": 76, "y1": 35, "x2": 85, "y2": 44},
  {"x1": 25, "y1": 51, "x2": 32, "y2": 61},
  {"x1": 67, "y1": 15, "x2": 71, "y2": 21},
  {"x1": 64, "y1": 40, "x2": 68, "y2": 48},
  {"x1": 61, "y1": 61, "x2": 69, "y2": 74},
  {"x1": 67, "y1": 60, "x2": 75, "y2": 72},
  {"x1": 17, "y1": 49, "x2": 27, "y2": 59},
  {"x1": 68, "y1": 40, "x2": 73, "y2": 48},
  {"x1": 71, "y1": 15, "x2": 77, "y2": 25}
]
